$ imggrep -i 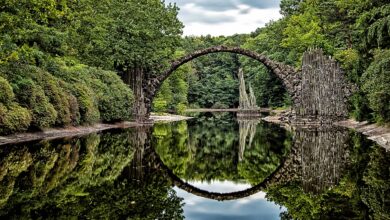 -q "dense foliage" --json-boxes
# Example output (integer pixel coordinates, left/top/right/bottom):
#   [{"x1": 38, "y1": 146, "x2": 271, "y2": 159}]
[
  {"x1": 0, "y1": 130, "x2": 184, "y2": 219},
  {"x1": 0, "y1": 62, "x2": 134, "y2": 134},
  {"x1": 153, "y1": 51, "x2": 192, "y2": 114},
  {"x1": 0, "y1": 0, "x2": 186, "y2": 134},
  {"x1": 0, "y1": 0, "x2": 164, "y2": 134},
  {"x1": 274, "y1": 0, "x2": 390, "y2": 123}
]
